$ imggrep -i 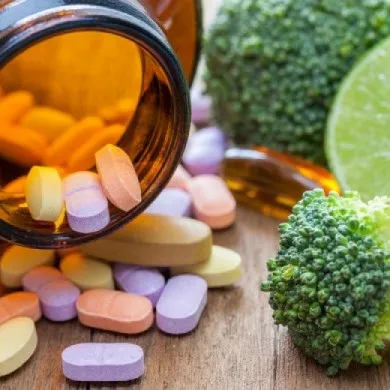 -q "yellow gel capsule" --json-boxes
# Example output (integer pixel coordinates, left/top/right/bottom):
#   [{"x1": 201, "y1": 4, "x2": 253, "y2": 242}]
[
  {"x1": 81, "y1": 214, "x2": 212, "y2": 267},
  {"x1": 60, "y1": 253, "x2": 114, "y2": 291},
  {"x1": 26, "y1": 166, "x2": 64, "y2": 222},
  {"x1": 21, "y1": 106, "x2": 76, "y2": 142},
  {"x1": 0, "y1": 317, "x2": 38, "y2": 377},
  {"x1": 43, "y1": 116, "x2": 104, "y2": 166},
  {"x1": 0, "y1": 126, "x2": 47, "y2": 166},
  {"x1": 0, "y1": 246, "x2": 55, "y2": 288},
  {"x1": 67, "y1": 124, "x2": 124, "y2": 172},
  {"x1": 170, "y1": 245, "x2": 242, "y2": 287},
  {"x1": 3, "y1": 175, "x2": 27, "y2": 193},
  {"x1": 0, "y1": 91, "x2": 34, "y2": 123}
]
